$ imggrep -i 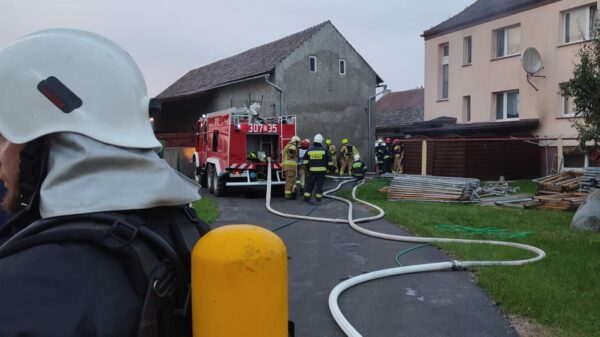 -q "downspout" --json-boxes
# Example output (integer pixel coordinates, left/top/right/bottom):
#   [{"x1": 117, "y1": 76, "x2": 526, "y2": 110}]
[
  {"x1": 368, "y1": 84, "x2": 388, "y2": 170},
  {"x1": 265, "y1": 74, "x2": 284, "y2": 117}
]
